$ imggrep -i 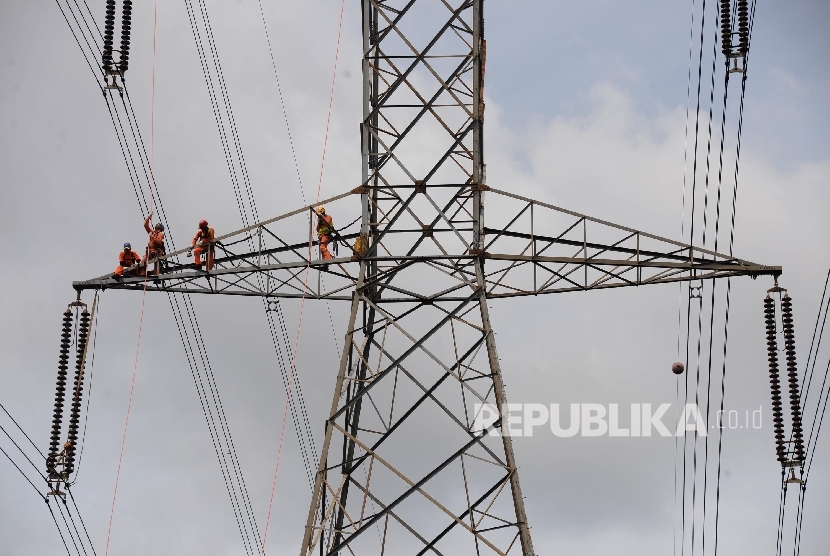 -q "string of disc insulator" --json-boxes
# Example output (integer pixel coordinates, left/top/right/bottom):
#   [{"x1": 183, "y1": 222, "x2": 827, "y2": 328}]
[
  {"x1": 781, "y1": 295, "x2": 806, "y2": 463},
  {"x1": 64, "y1": 309, "x2": 90, "y2": 476},
  {"x1": 719, "y1": 0, "x2": 732, "y2": 59},
  {"x1": 101, "y1": 0, "x2": 133, "y2": 74},
  {"x1": 764, "y1": 295, "x2": 787, "y2": 465},
  {"x1": 119, "y1": 0, "x2": 133, "y2": 73},
  {"x1": 737, "y1": 0, "x2": 749, "y2": 55},
  {"x1": 47, "y1": 309, "x2": 74, "y2": 474},
  {"x1": 102, "y1": 0, "x2": 116, "y2": 72}
]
